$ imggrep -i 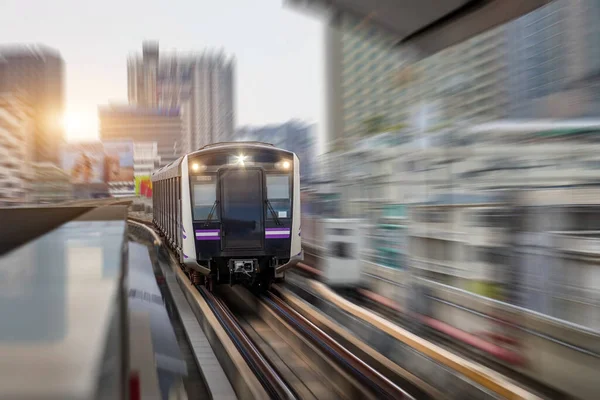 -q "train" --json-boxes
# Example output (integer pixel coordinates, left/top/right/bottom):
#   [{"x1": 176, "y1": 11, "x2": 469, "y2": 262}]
[{"x1": 152, "y1": 142, "x2": 303, "y2": 290}]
